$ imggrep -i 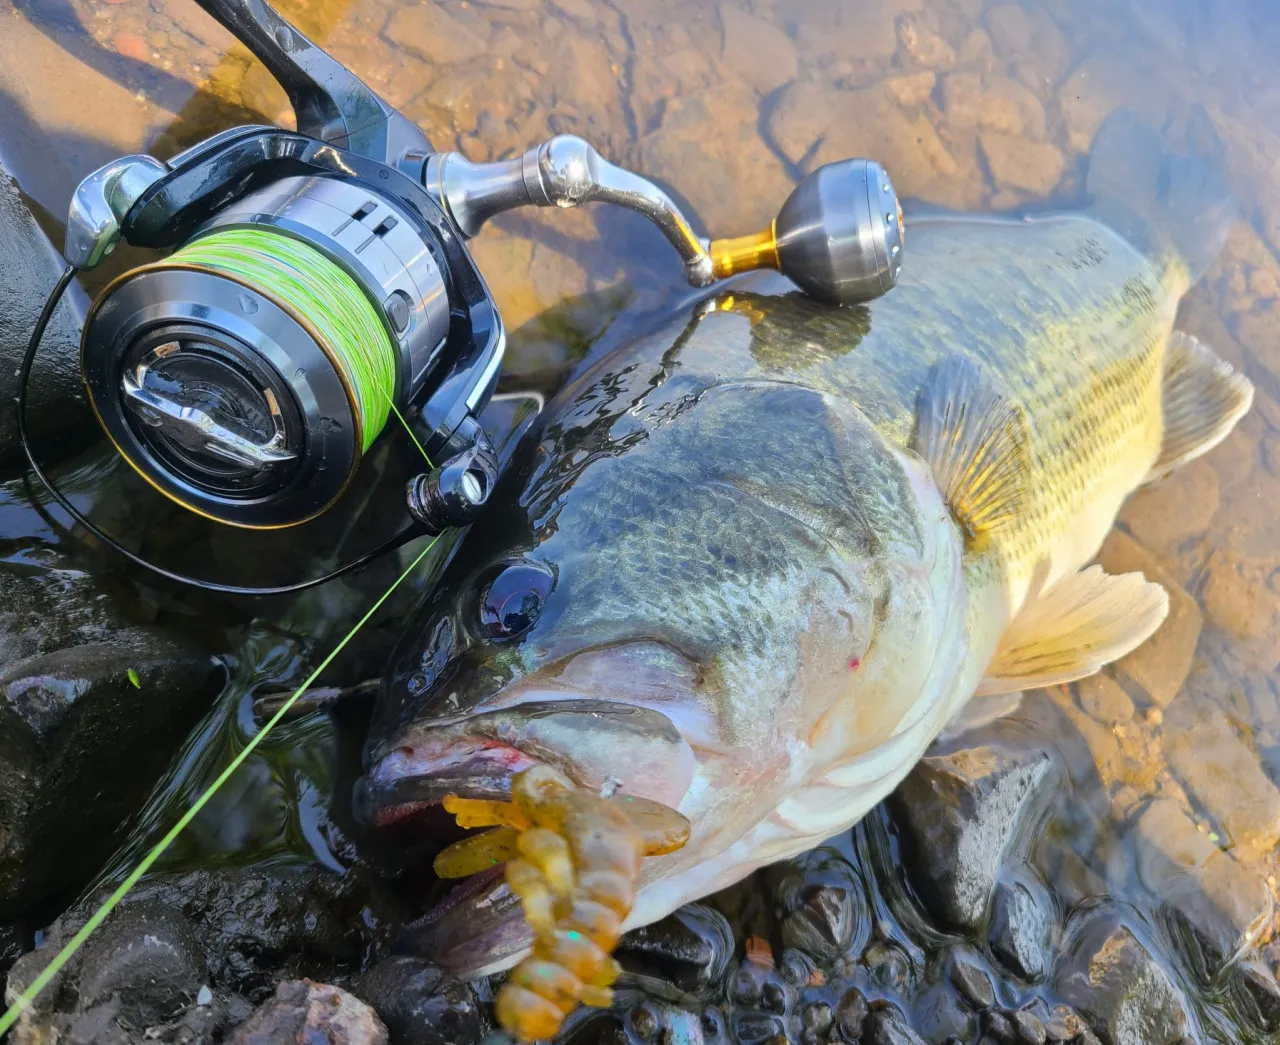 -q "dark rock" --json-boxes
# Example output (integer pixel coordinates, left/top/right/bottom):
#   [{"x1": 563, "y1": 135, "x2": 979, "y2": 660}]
[
  {"x1": 7, "y1": 862, "x2": 402, "y2": 1039},
  {"x1": 950, "y1": 952, "x2": 996, "y2": 1010},
  {"x1": 227, "y1": 980, "x2": 387, "y2": 1045},
  {"x1": 1053, "y1": 909, "x2": 1190, "y2": 1045},
  {"x1": 727, "y1": 959, "x2": 791, "y2": 1014},
  {"x1": 989, "y1": 875, "x2": 1056, "y2": 982},
  {"x1": 1237, "y1": 960, "x2": 1280, "y2": 1032},
  {"x1": 730, "y1": 1010, "x2": 786, "y2": 1043},
  {"x1": 863, "y1": 1004, "x2": 928, "y2": 1045},
  {"x1": 912, "y1": 985, "x2": 977, "y2": 1043},
  {"x1": 74, "y1": 904, "x2": 206, "y2": 1024},
  {"x1": 887, "y1": 743, "x2": 1057, "y2": 930},
  {"x1": 0, "y1": 160, "x2": 94, "y2": 472},
  {"x1": 768, "y1": 847, "x2": 870, "y2": 964},
  {"x1": 835, "y1": 987, "x2": 868, "y2": 1041},
  {"x1": 353, "y1": 956, "x2": 482, "y2": 1045},
  {"x1": 617, "y1": 903, "x2": 734, "y2": 1001},
  {"x1": 1042, "y1": 1005, "x2": 1085, "y2": 1042},
  {"x1": 799, "y1": 997, "x2": 834, "y2": 1040},
  {"x1": 864, "y1": 941, "x2": 912, "y2": 992},
  {"x1": 778, "y1": 949, "x2": 819, "y2": 989},
  {"x1": 0, "y1": 574, "x2": 220, "y2": 917},
  {"x1": 983, "y1": 1011, "x2": 1017, "y2": 1044},
  {"x1": 1011, "y1": 1008, "x2": 1047, "y2": 1044}
]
